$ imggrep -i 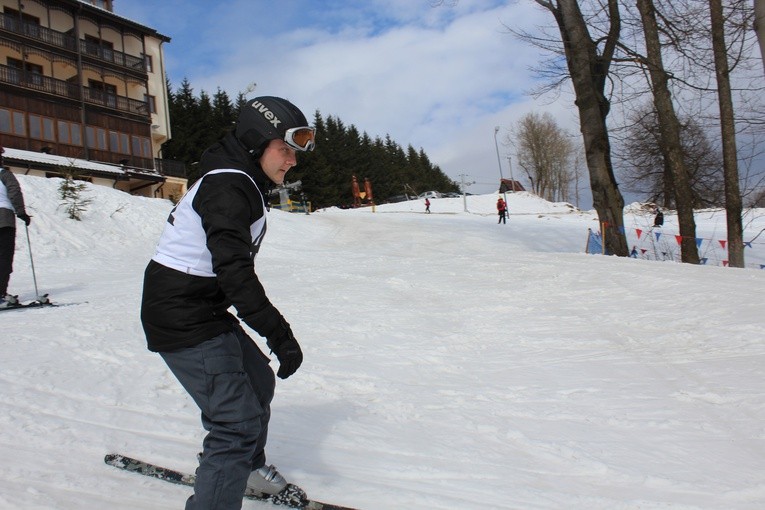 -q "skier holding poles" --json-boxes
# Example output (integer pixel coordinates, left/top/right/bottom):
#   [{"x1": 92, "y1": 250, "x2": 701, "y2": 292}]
[{"x1": 0, "y1": 147, "x2": 31, "y2": 308}]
